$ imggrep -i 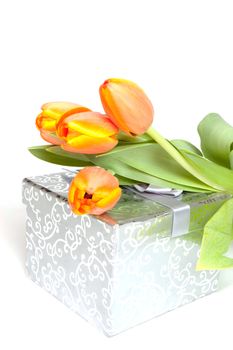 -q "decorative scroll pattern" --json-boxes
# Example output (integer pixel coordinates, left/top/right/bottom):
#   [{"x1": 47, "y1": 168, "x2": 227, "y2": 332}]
[{"x1": 23, "y1": 173, "x2": 219, "y2": 336}]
